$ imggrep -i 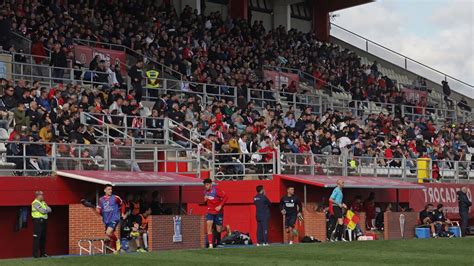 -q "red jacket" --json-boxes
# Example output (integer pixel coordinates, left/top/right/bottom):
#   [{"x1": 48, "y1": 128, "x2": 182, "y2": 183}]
[
  {"x1": 204, "y1": 185, "x2": 228, "y2": 215},
  {"x1": 258, "y1": 146, "x2": 275, "y2": 162}
]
